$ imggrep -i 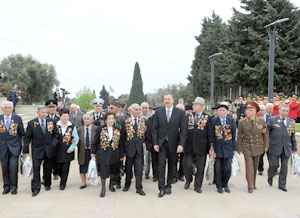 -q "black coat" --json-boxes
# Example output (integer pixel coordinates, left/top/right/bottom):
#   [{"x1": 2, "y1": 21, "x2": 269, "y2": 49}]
[
  {"x1": 184, "y1": 112, "x2": 214, "y2": 155},
  {"x1": 123, "y1": 116, "x2": 149, "y2": 158},
  {"x1": 92, "y1": 124, "x2": 124, "y2": 165},
  {"x1": 47, "y1": 113, "x2": 60, "y2": 123},
  {"x1": 152, "y1": 107, "x2": 187, "y2": 153},
  {"x1": 24, "y1": 117, "x2": 59, "y2": 159},
  {"x1": 54, "y1": 123, "x2": 76, "y2": 163}
]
